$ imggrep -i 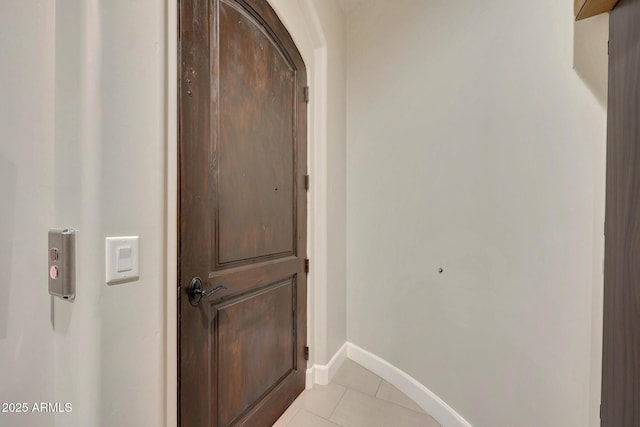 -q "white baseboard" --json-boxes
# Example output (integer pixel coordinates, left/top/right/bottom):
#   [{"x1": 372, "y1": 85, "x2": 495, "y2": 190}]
[
  {"x1": 307, "y1": 342, "x2": 471, "y2": 427},
  {"x1": 347, "y1": 343, "x2": 472, "y2": 427},
  {"x1": 312, "y1": 342, "x2": 348, "y2": 385},
  {"x1": 305, "y1": 366, "x2": 314, "y2": 390}
]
